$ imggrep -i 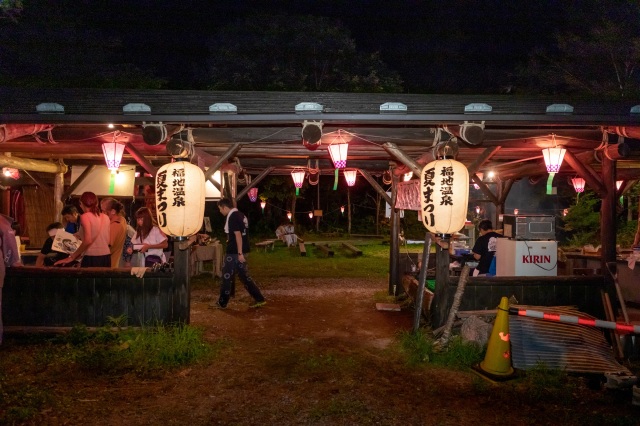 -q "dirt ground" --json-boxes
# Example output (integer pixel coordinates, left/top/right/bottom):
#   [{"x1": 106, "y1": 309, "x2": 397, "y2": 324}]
[{"x1": 3, "y1": 276, "x2": 639, "y2": 425}]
